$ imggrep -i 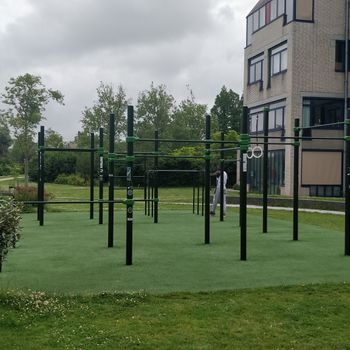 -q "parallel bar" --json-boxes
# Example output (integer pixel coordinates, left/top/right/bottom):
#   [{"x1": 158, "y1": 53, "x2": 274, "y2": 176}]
[
  {"x1": 108, "y1": 113, "x2": 115, "y2": 248},
  {"x1": 126, "y1": 106, "x2": 134, "y2": 265},
  {"x1": 154, "y1": 130, "x2": 159, "y2": 224},
  {"x1": 293, "y1": 119, "x2": 300, "y2": 241},
  {"x1": 220, "y1": 132, "x2": 225, "y2": 222},
  {"x1": 262, "y1": 108, "x2": 269, "y2": 233},
  {"x1": 99, "y1": 128, "x2": 104, "y2": 225},
  {"x1": 205, "y1": 114, "x2": 211, "y2": 244},
  {"x1": 240, "y1": 107, "x2": 249, "y2": 261},
  {"x1": 90, "y1": 133, "x2": 95, "y2": 220},
  {"x1": 197, "y1": 184, "x2": 200, "y2": 215}
]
